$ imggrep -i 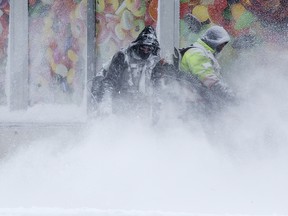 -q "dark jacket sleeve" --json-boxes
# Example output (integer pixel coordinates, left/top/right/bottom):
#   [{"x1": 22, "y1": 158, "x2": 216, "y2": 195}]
[{"x1": 98, "y1": 51, "x2": 127, "y2": 101}]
